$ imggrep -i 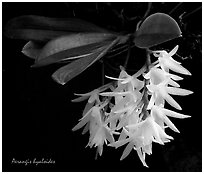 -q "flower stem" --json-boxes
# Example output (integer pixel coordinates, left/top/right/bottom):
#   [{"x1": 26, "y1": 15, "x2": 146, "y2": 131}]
[
  {"x1": 141, "y1": 49, "x2": 151, "y2": 120},
  {"x1": 146, "y1": 49, "x2": 151, "y2": 71}
]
